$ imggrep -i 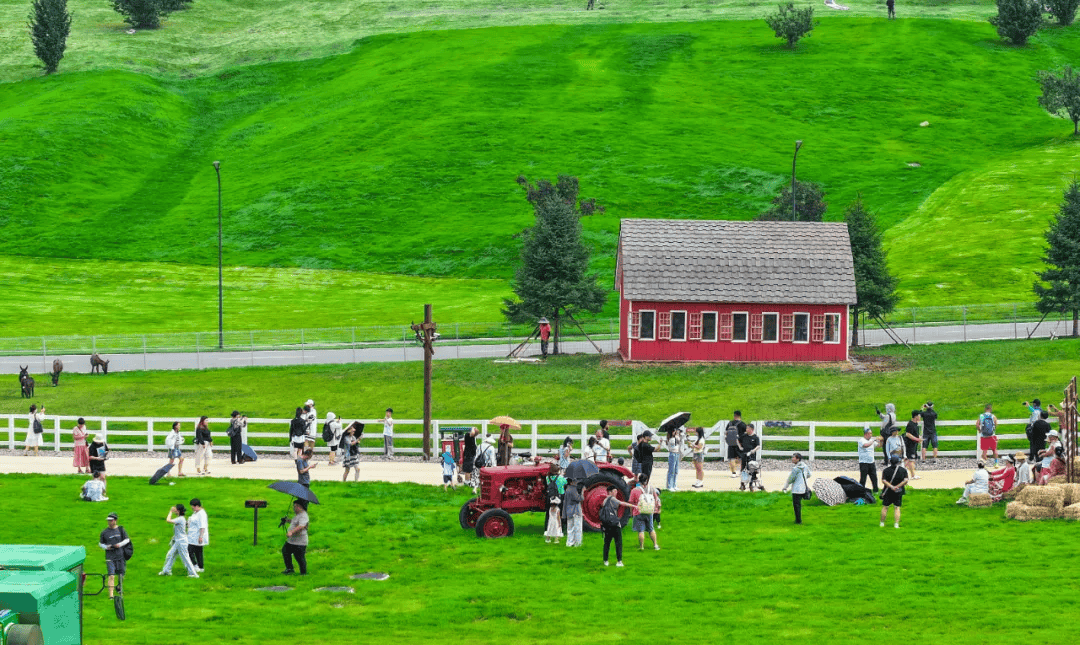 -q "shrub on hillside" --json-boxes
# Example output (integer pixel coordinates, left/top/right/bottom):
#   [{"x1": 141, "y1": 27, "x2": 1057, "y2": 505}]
[
  {"x1": 1045, "y1": 0, "x2": 1080, "y2": 25},
  {"x1": 113, "y1": 0, "x2": 174, "y2": 29},
  {"x1": 28, "y1": 0, "x2": 72, "y2": 75},
  {"x1": 765, "y1": 3, "x2": 815, "y2": 48},
  {"x1": 989, "y1": 0, "x2": 1043, "y2": 45},
  {"x1": 1037, "y1": 66, "x2": 1080, "y2": 135},
  {"x1": 162, "y1": 0, "x2": 193, "y2": 10},
  {"x1": 756, "y1": 180, "x2": 827, "y2": 222}
]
